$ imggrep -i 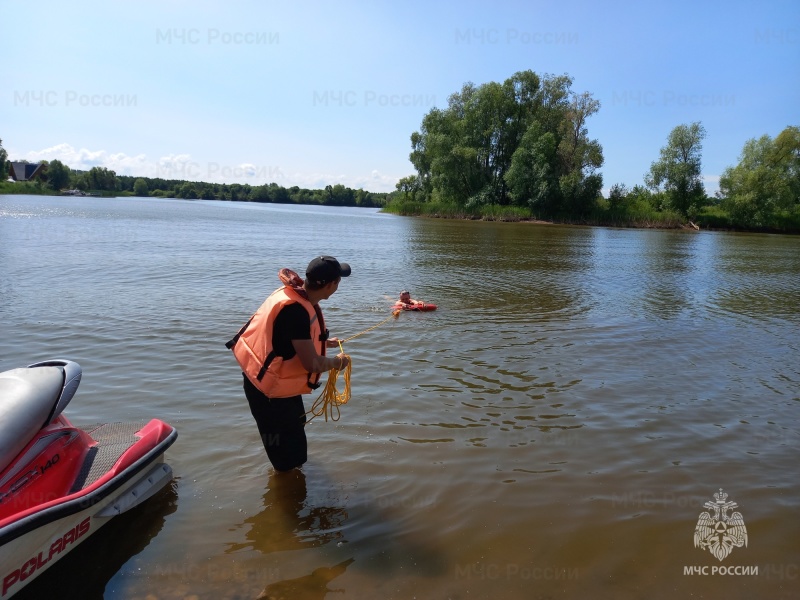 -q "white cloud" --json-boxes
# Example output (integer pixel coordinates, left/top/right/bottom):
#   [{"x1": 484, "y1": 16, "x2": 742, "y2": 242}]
[
  {"x1": 21, "y1": 143, "x2": 401, "y2": 191},
  {"x1": 24, "y1": 143, "x2": 149, "y2": 175},
  {"x1": 282, "y1": 169, "x2": 400, "y2": 193},
  {"x1": 25, "y1": 143, "x2": 106, "y2": 168},
  {"x1": 106, "y1": 152, "x2": 149, "y2": 173},
  {"x1": 365, "y1": 169, "x2": 400, "y2": 192}
]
